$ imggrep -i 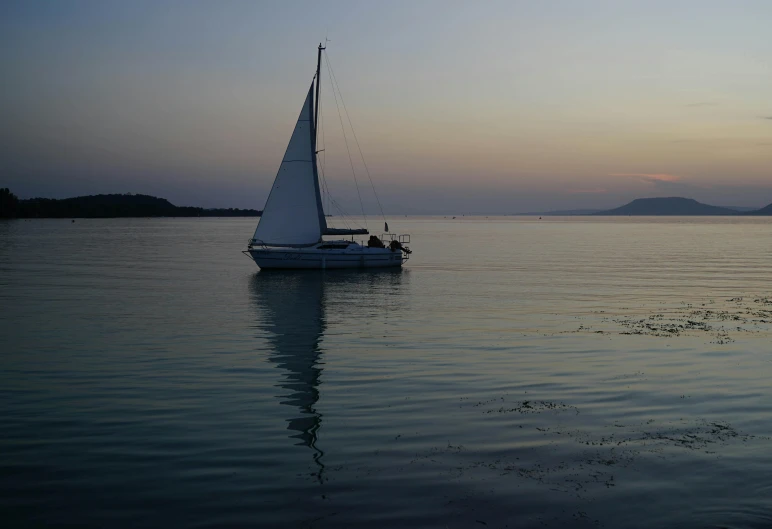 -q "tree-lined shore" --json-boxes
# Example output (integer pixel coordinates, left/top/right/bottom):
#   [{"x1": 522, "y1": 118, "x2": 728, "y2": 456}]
[{"x1": 0, "y1": 189, "x2": 261, "y2": 219}]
